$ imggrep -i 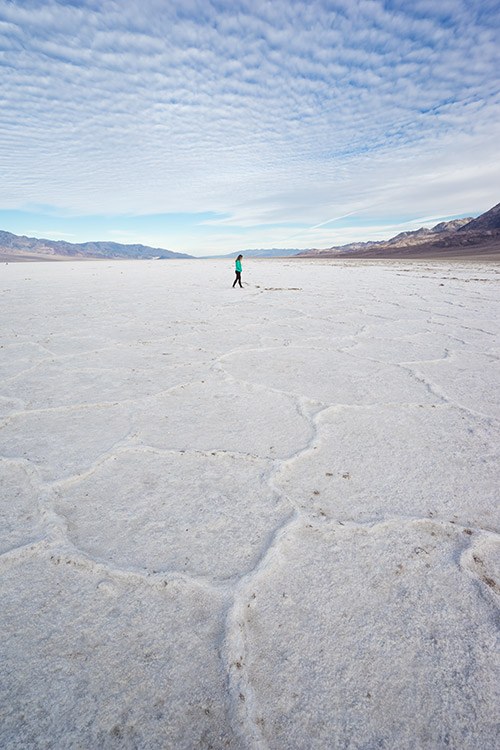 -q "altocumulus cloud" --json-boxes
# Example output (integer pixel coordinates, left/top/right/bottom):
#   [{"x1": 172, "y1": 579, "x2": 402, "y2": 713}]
[{"x1": 0, "y1": 0, "x2": 499, "y2": 252}]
